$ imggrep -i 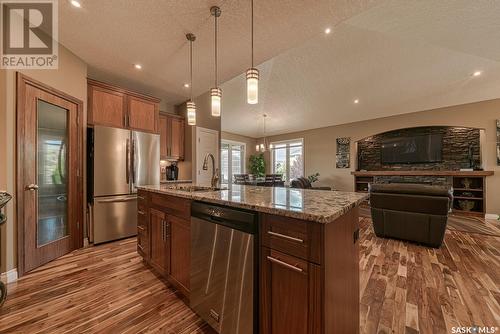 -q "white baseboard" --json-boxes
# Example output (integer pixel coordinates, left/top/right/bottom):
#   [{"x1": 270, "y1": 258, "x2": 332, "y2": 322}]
[
  {"x1": 485, "y1": 213, "x2": 499, "y2": 220},
  {"x1": 0, "y1": 268, "x2": 18, "y2": 283}
]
